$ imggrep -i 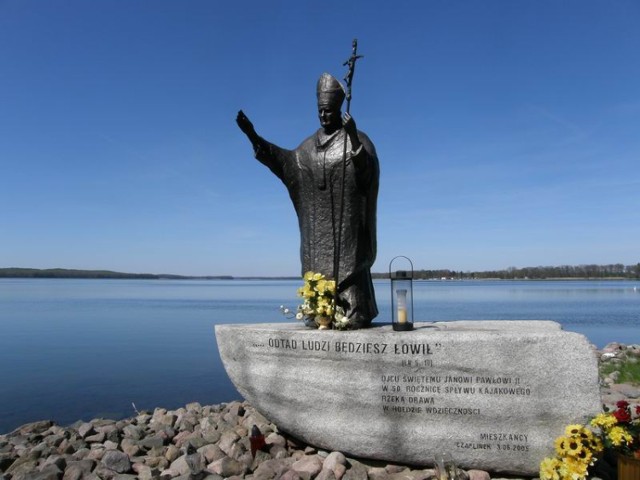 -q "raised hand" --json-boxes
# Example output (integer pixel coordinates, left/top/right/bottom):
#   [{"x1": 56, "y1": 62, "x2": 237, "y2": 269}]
[{"x1": 236, "y1": 110, "x2": 258, "y2": 142}]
